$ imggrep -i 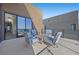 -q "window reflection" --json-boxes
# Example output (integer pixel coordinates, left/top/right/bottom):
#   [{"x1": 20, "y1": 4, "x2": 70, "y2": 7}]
[
  {"x1": 17, "y1": 16, "x2": 25, "y2": 37},
  {"x1": 26, "y1": 18, "x2": 32, "y2": 33},
  {"x1": 17, "y1": 16, "x2": 37, "y2": 38}
]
